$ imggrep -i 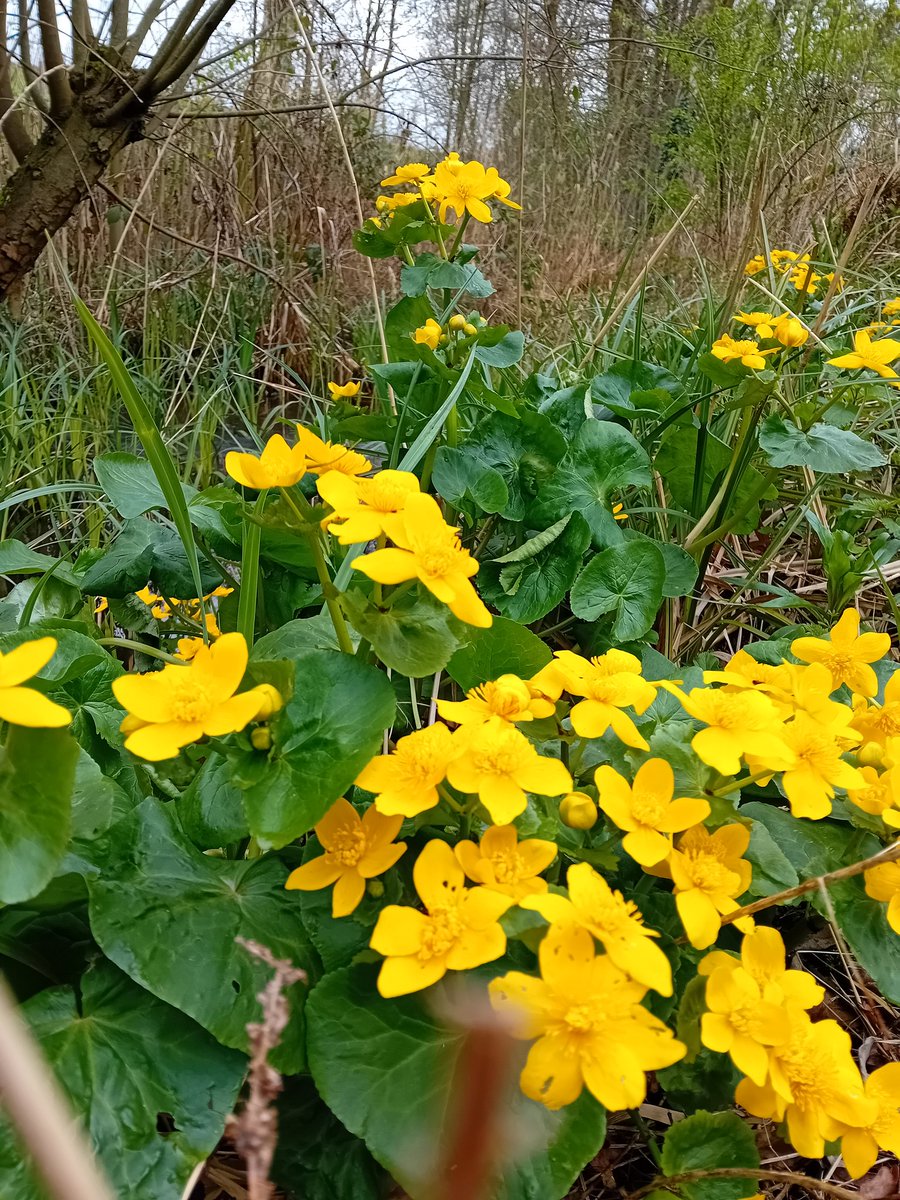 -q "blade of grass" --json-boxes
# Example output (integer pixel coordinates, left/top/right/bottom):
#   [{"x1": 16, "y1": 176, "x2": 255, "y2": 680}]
[
  {"x1": 237, "y1": 493, "x2": 265, "y2": 647},
  {"x1": 398, "y1": 346, "x2": 478, "y2": 474}
]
